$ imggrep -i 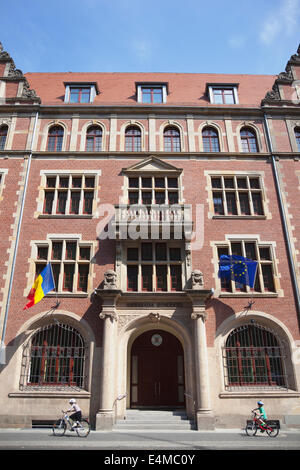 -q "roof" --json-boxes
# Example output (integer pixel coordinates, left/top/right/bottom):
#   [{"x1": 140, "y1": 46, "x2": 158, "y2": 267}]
[{"x1": 25, "y1": 72, "x2": 277, "y2": 108}]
